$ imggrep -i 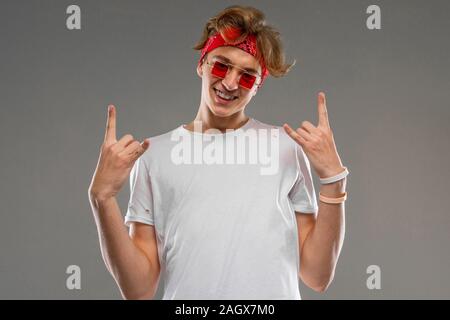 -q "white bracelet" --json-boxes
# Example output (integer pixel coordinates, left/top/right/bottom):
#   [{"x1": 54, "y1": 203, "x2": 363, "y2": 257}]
[{"x1": 319, "y1": 166, "x2": 349, "y2": 184}]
